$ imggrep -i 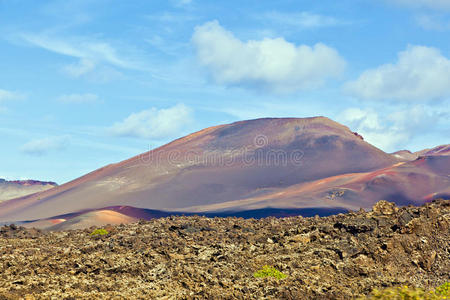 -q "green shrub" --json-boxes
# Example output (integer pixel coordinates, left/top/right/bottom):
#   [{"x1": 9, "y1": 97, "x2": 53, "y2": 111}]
[
  {"x1": 435, "y1": 282, "x2": 450, "y2": 297},
  {"x1": 362, "y1": 282, "x2": 450, "y2": 299},
  {"x1": 90, "y1": 228, "x2": 109, "y2": 236},
  {"x1": 253, "y1": 265, "x2": 287, "y2": 280},
  {"x1": 366, "y1": 286, "x2": 433, "y2": 299}
]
